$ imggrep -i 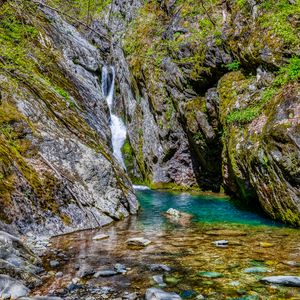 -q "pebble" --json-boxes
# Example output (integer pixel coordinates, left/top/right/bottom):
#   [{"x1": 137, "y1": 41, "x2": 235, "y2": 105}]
[
  {"x1": 149, "y1": 264, "x2": 171, "y2": 272},
  {"x1": 153, "y1": 275, "x2": 166, "y2": 287},
  {"x1": 213, "y1": 240, "x2": 228, "y2": 247},
  {"x1": 244, "y1": 267, "x2": 271, "y2": 273},
  {"x1": 126, "y1": 237, "x2": 151, "y2": 247},
  {"x1": 145, "y1": 288, "x2": 182, "y2": 300},
  {"x1": 282, "y1": 260, "x2": 300, "y2": 267},
  {"x1": 56, "y1": 272, "x2": 63, "y2": 278},
  {"x1": 94, "y1": 270, "x2": 118, "y2": 277},
  {"x1": 114, "y1": 263, "x2": 127, "y2": 274},
  {"x1": 197, "y1": 271, "x2": 223, "y2": 278},
  {"x1": 123, "y1": 292, "x2": 138, "y2": 300},
  {"x1": 92, "y1": 234, "x2": 109, "y2": 241},
  {"x1": 229, "y1": 281, "x2": 241, "y2": 287},
  {"x1": 259, "y1": 242, "x2": 274, "y2": 248},
  {"x1": 49, "y1": 260, "x2": 60, "y2": 268},
  {"x1": 195, "y1": 295, "x2": 205, "y2": 300},
  {"x1": 260, "y1": 275, "x2": 300, "y2": 287}
]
